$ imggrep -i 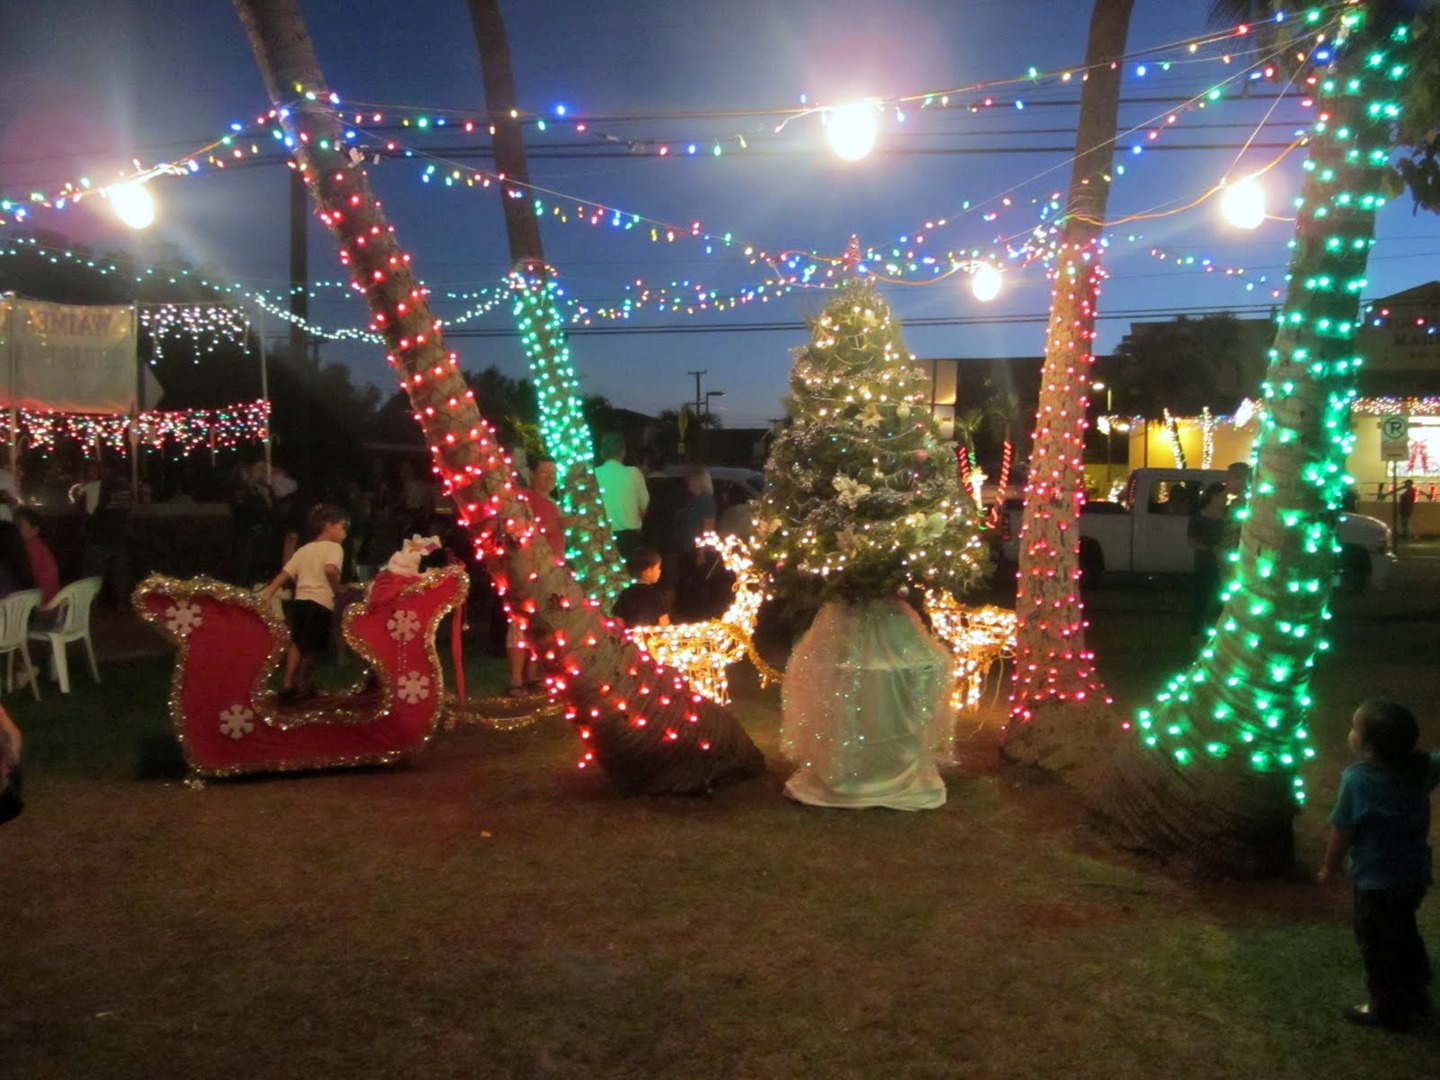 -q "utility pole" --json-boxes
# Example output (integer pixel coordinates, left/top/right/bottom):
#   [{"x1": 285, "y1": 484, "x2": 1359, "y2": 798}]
[{"x1": 687, "y1": 369, "x2": 706, "y2": 415}]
